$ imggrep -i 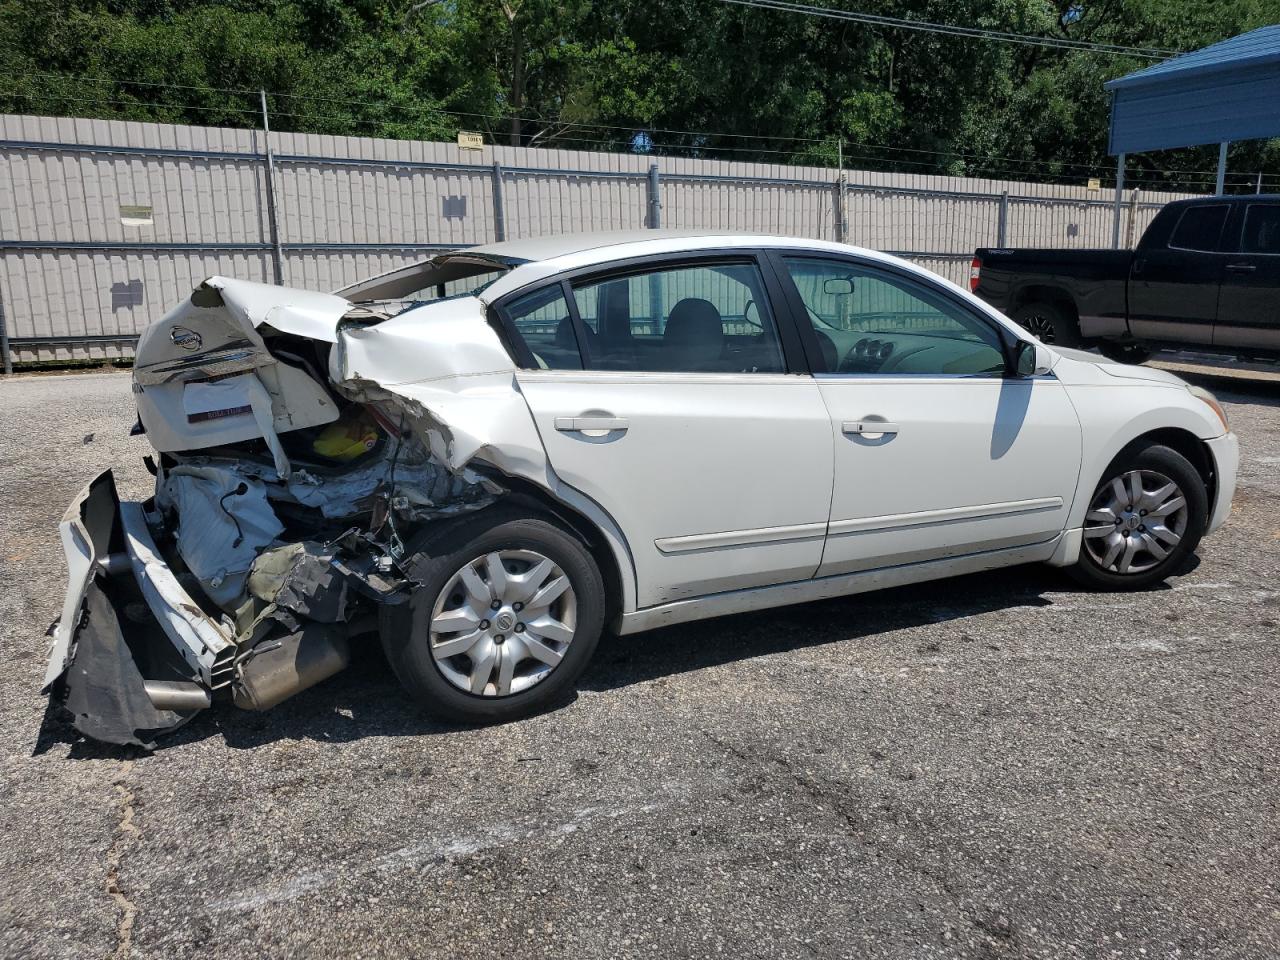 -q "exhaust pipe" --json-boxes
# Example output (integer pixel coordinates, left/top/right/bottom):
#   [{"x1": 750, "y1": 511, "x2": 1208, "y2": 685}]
[
  {"x1": 232, "y1": 624, "x2": 350, "y2": 712},
  {"x1": 143, "y1": 679, "x2": 213, "y2": 712}
]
